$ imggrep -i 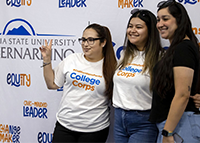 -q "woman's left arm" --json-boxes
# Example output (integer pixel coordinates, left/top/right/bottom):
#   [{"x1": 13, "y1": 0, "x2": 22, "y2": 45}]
[{"x1": 163, "y1": 66, "x2": 194, "y2": 143}]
